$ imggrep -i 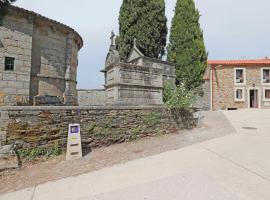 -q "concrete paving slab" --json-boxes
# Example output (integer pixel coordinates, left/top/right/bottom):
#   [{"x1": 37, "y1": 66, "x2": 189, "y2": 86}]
[
  {"x1": 223, "y1": 109, "x2": 270, "y2": 137},
  {"x1": 0, "y1": 187, "x2": 34, "y2": 200},
  {"x1": 29, "y1": 144, "x2": 270, "y2": 200},
  {"x1": 200, "y1": 134, "x2": 270, "y2": 180},
  {"x1": 90, "y1": 172, "x2": 240, "y2": 200}
]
